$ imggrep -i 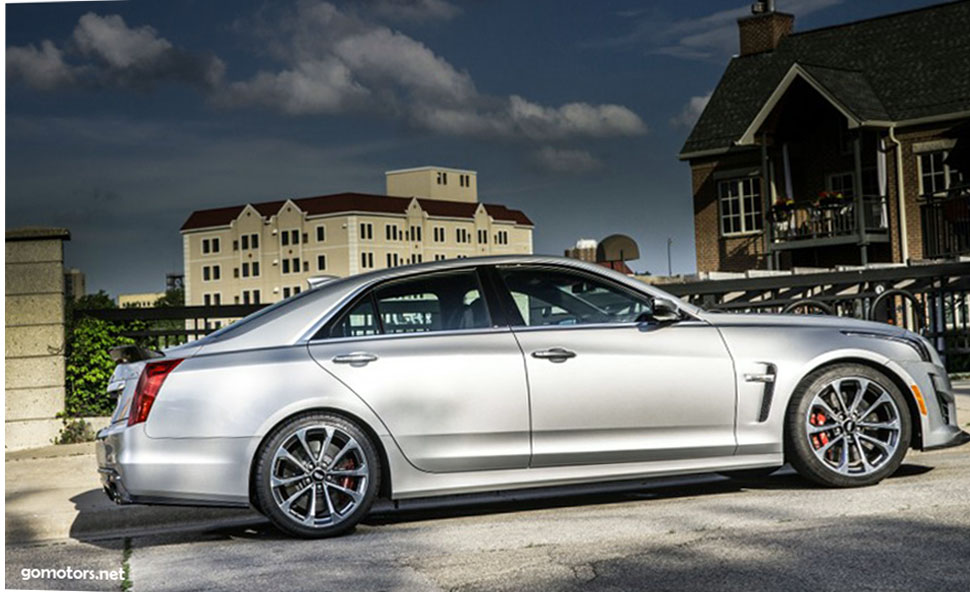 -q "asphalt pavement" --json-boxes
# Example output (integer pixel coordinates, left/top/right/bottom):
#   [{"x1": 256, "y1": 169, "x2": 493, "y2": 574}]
[{"x1": 6, "y1": 383, "x2": 970, "y2": 591}]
